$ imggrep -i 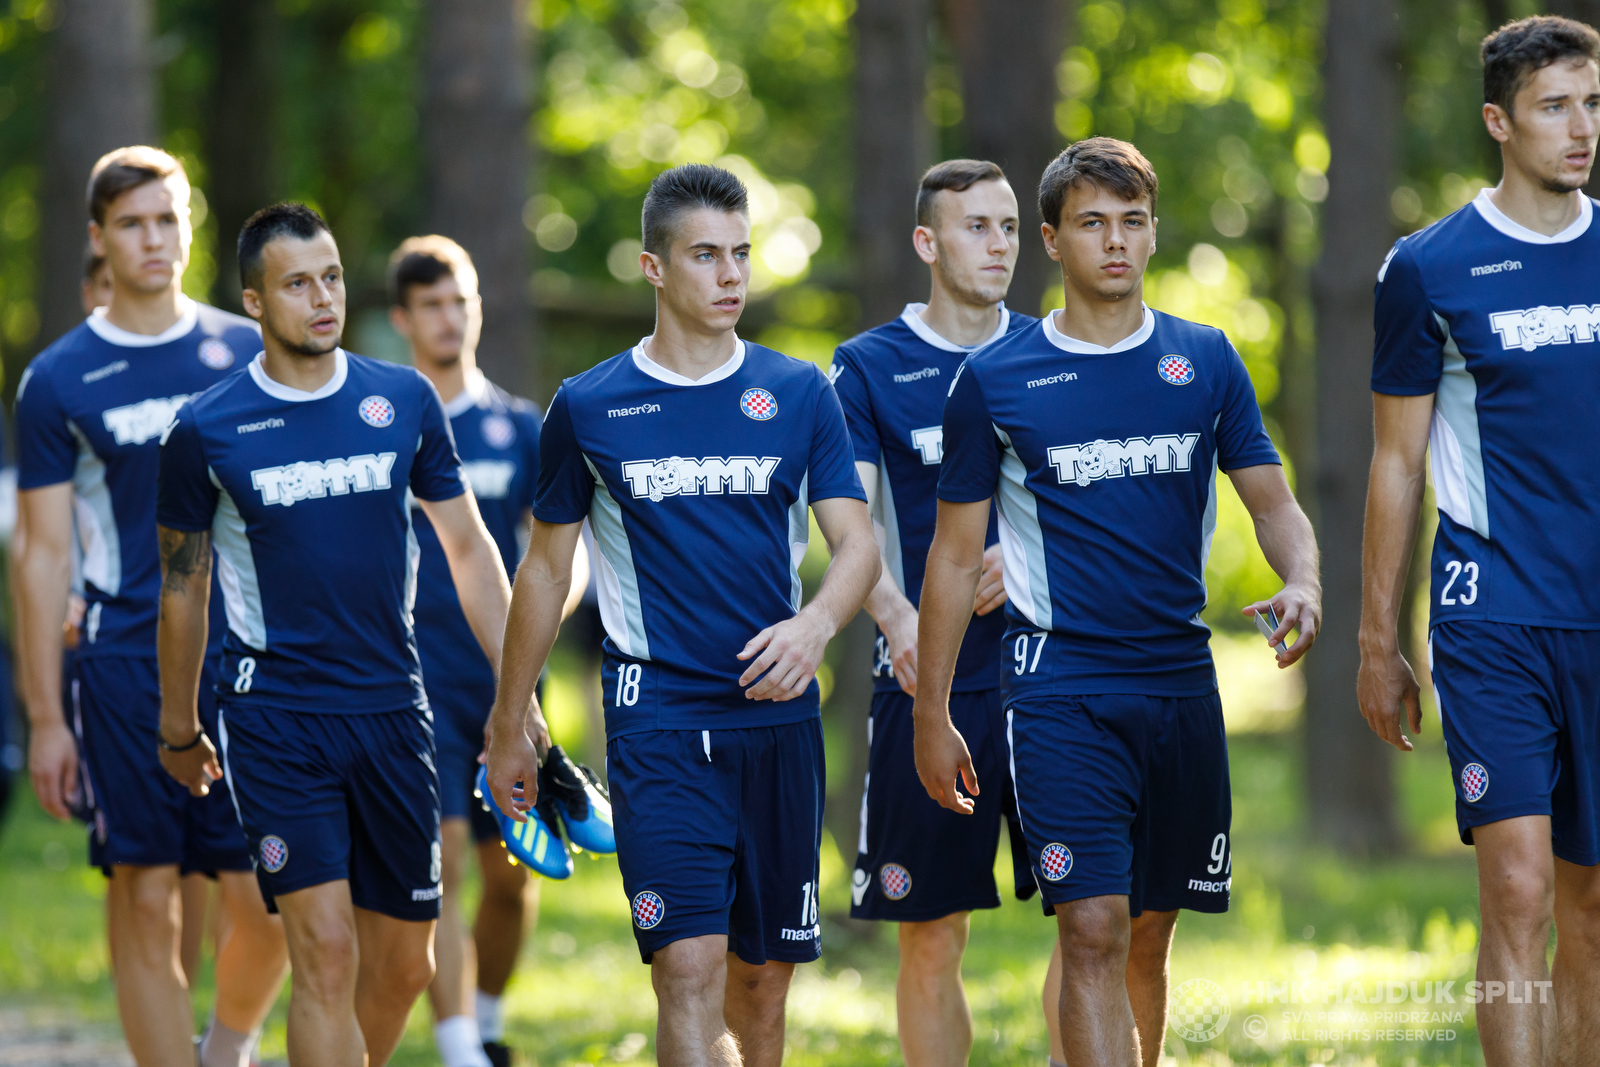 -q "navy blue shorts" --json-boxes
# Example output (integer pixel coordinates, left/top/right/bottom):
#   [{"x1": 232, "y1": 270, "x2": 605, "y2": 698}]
[
  {"x1": 432, "y1": 682, "x2": 499, "y2": 843},
  {"x1": 851, "y1": 689, "x2": 1033, "y2": 921},
  {"x1": 1432, "y1": 621, "x2": 1600, "y2": 865},
  {"x1": 1007, "y1": 692, "x2": 1232, "y2": 916},
  {"x1": 74, "y1": 656, "x2": 250, "y2": 874},
  {"x1": 609, "y1": 719, "x2": 824, "y2": 966},
  {"x1": 217, "y1": 703, "x2": 443, "y2": 922}
]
